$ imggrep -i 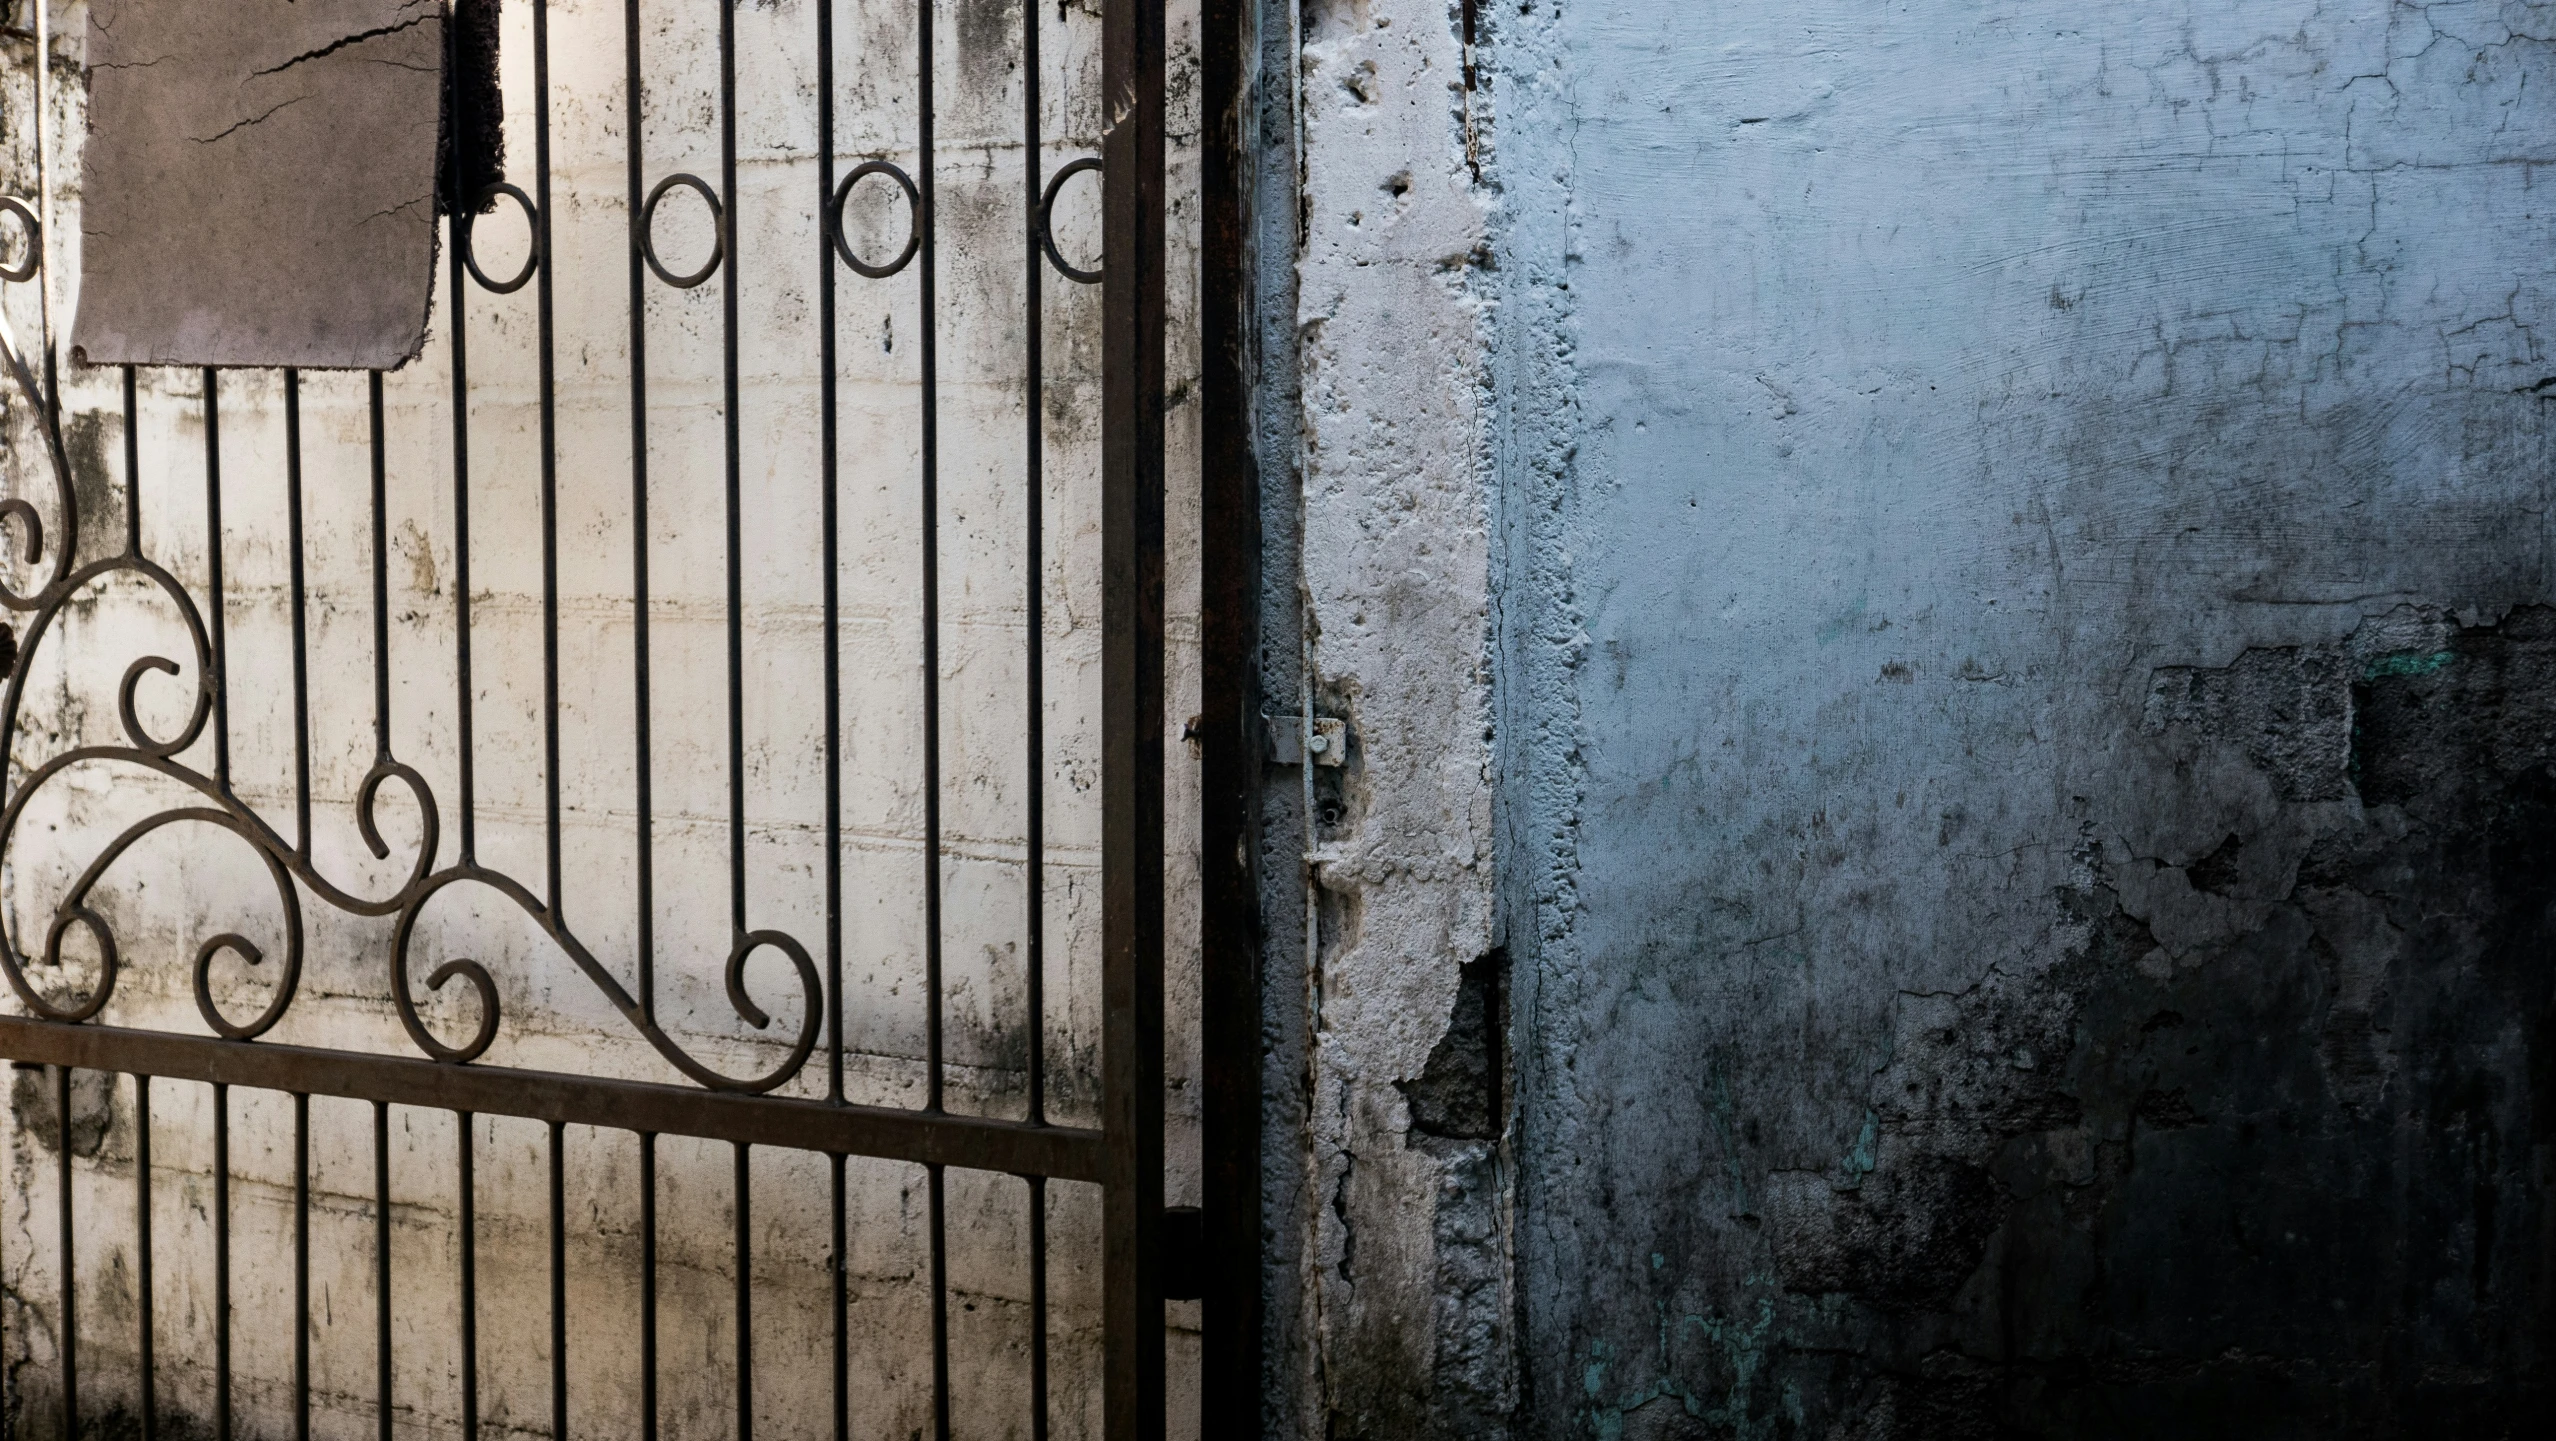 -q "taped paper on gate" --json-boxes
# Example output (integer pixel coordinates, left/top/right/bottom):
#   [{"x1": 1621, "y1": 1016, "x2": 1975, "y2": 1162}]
[{"x1": 70, "y1": 0, "x2": 502, "y2": 371}]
